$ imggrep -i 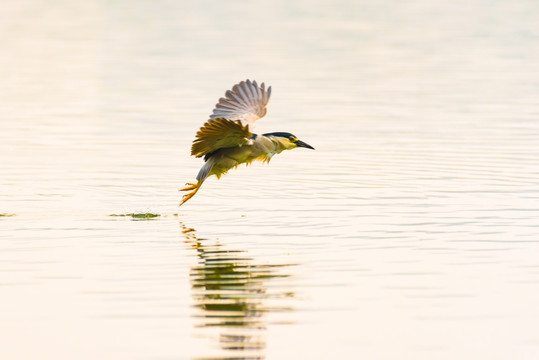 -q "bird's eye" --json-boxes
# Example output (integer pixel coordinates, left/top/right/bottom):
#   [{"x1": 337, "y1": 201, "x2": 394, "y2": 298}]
[{"x1": 289, "y1": 136, "x2": 296, "y2": 142}]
